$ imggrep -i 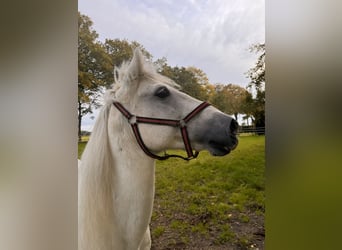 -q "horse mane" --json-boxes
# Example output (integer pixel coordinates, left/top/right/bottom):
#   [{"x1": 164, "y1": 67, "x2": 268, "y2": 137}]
[{"x1": 79, "y1": 102, "x2": 116, "y2": 249}]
